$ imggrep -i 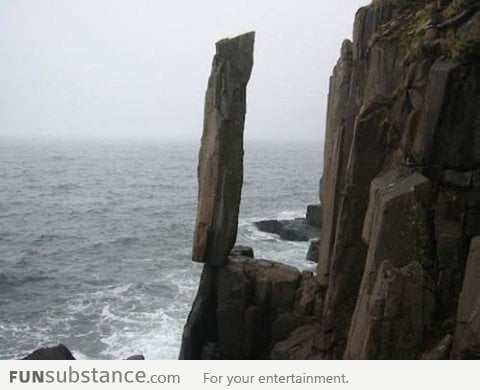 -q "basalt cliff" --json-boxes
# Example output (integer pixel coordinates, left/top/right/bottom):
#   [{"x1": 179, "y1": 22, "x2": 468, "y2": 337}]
[{"x1": 180, "y1": 0, "x2": 480, "y2": 360}]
